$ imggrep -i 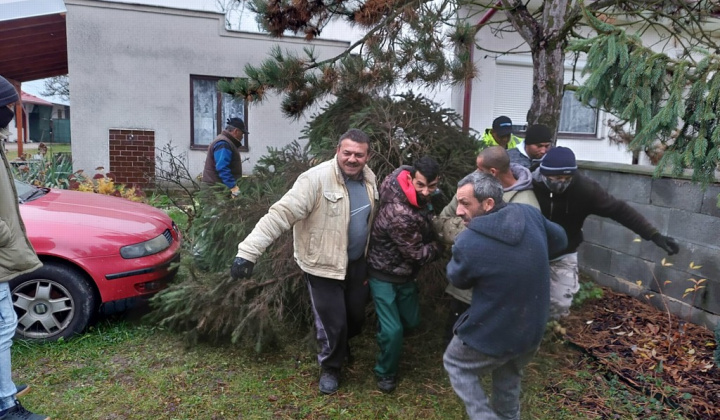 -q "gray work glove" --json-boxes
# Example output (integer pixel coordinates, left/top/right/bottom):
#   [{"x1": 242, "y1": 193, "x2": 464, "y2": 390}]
[
  {"x1": 231, "y1": 257, "x2": 255, "y2": 279},
  {"x1": 651, "y1": 233, "x2": 679, "y2": 255}
]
